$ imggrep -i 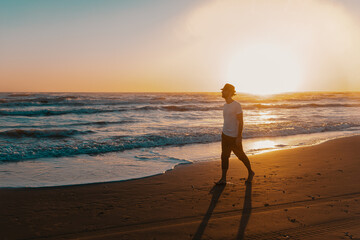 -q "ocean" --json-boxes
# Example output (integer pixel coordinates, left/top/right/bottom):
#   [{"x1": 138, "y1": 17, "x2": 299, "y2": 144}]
[{"x1": 1, "y1": 92, "x2": 359, "y2": 187}]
